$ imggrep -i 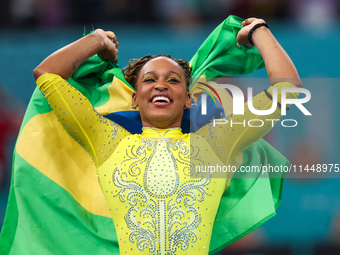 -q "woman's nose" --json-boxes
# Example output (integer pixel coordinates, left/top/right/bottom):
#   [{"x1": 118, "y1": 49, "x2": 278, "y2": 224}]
[{"x1": 154, "y1": 81, "x2": 168, "y2": 91}]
